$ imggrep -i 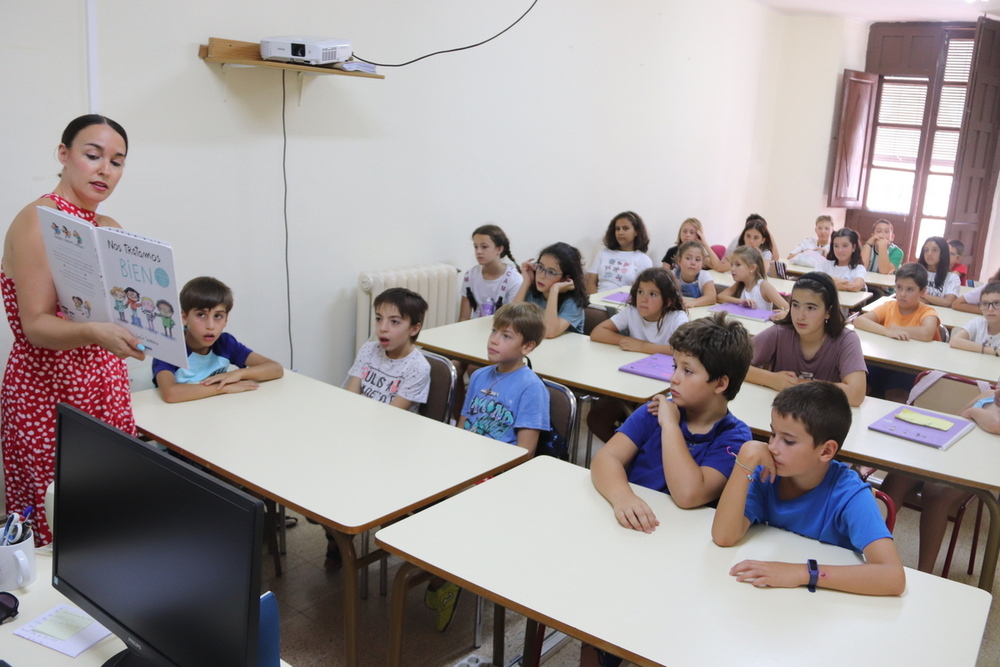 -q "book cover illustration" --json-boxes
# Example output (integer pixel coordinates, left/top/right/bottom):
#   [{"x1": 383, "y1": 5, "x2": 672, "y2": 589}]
[
  {"x1": 619, "y1": 353, "x2": 675, "y2": 382},
  {"x1": 38, "y1": 206, "x2": 188, "y2": 369},
  {"x1": 868, "y1": 405, "x2": 975, "y2": 451},
  {"x1": 708, "y1": 303, "x2": 776, "y2": 322}
]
